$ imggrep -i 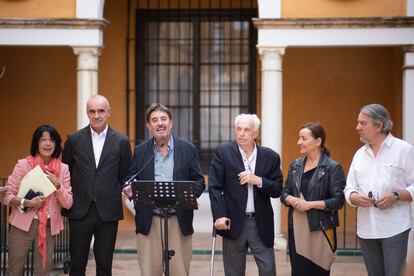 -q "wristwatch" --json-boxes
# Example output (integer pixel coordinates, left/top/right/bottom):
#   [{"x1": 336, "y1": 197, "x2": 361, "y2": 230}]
[
  {"x1": 393, "y1": 191, "x2": 400, "y2": 202},
  {"x1": 19, "y1": 198, "x2": 25, "y2": 209}
]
